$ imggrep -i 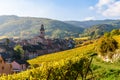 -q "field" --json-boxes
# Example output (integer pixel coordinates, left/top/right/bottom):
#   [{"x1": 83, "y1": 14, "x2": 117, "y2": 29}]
[
  {"x1": 74, "y1": 37, "x2": 90, "y2": 40},
  {"x1": 0, "y1": 36, "x2": 19, "y2": 40}
]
